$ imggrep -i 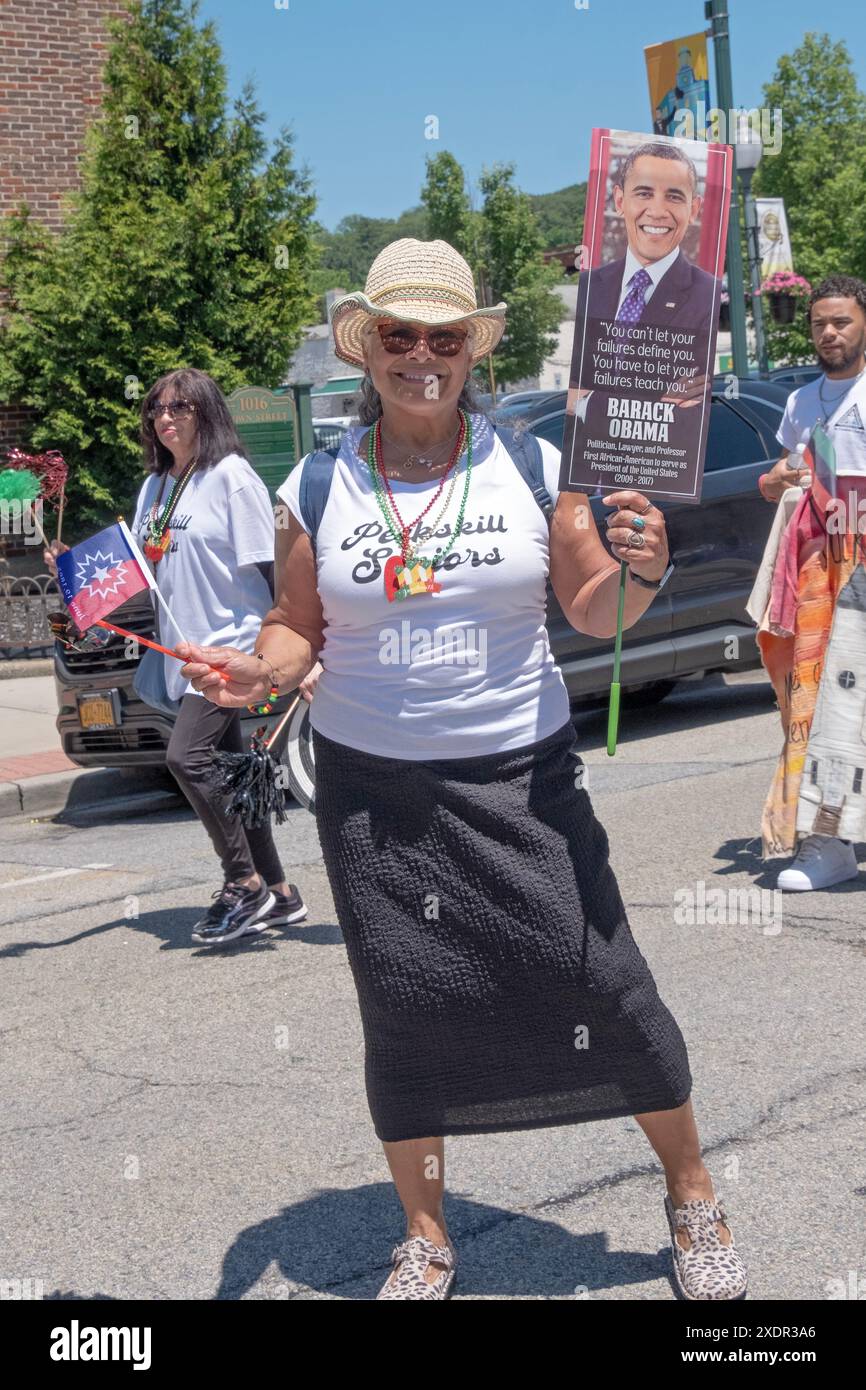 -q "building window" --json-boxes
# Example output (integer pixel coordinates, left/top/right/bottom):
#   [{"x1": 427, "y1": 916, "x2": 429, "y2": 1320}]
[{"x1": 854, "y1": 768, "x2": 863, "y2": 795}]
